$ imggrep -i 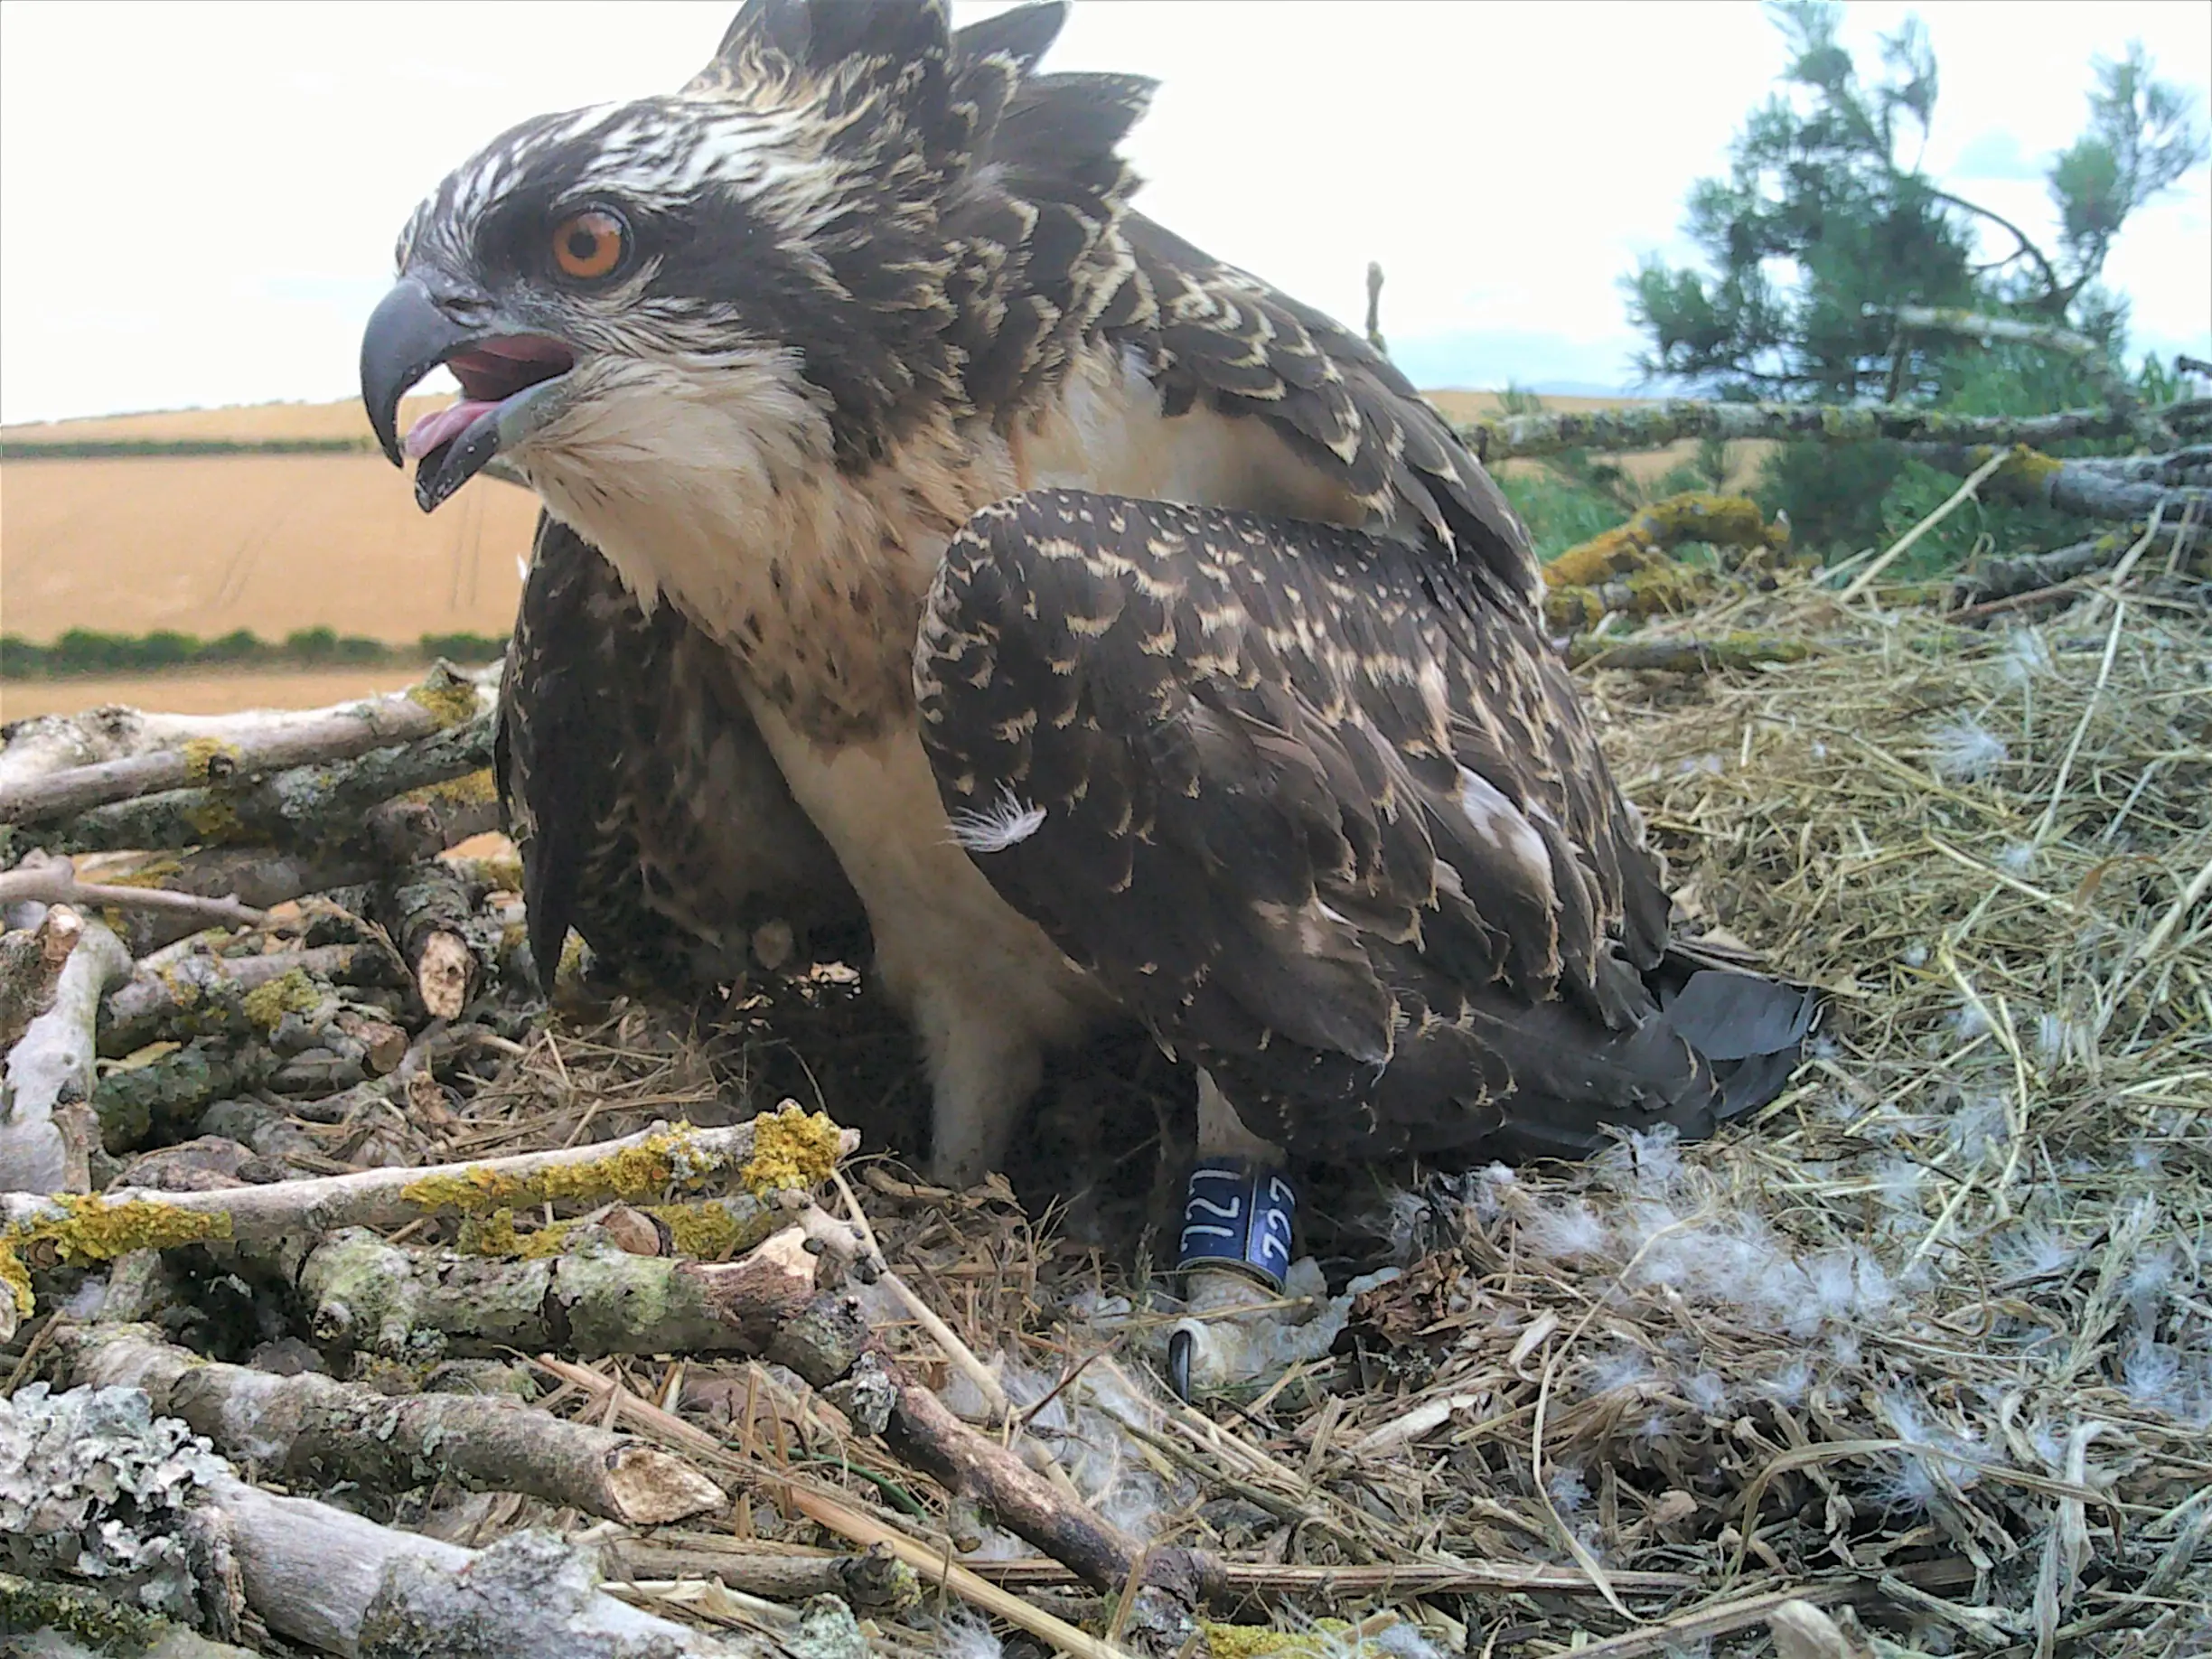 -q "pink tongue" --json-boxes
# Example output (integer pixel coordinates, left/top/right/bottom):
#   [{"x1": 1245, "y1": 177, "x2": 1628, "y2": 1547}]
[{"x1": 404, "y1": 399, "x2": 497, "y2": 459}]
